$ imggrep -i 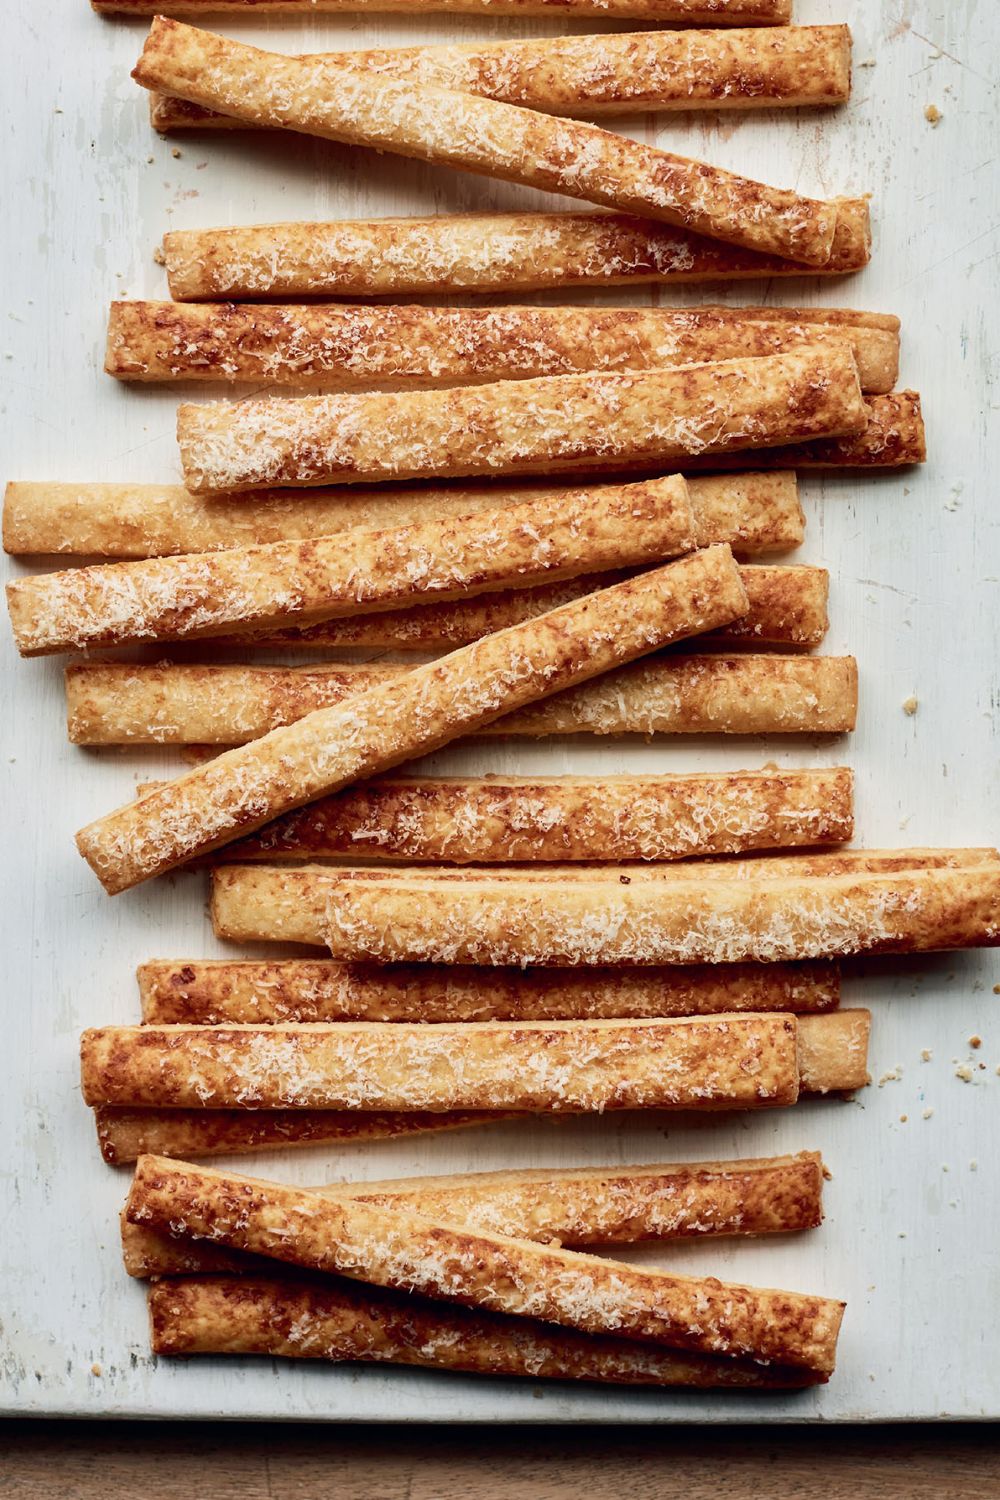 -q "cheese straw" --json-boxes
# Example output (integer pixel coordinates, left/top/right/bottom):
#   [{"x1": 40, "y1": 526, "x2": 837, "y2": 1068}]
[
  {"x1": 182, "y1": 766, "x2": 852, "y2": 866},
  {"x1": 133, "y1": 19, "x2": 841, "y2": 267},
  {"x1": 75, "y1": 548, "x2": 749, "y2": 892},
  {"x1": 66, "y1": 655, "x2": 857, "y2": 748},
  {"x1": 147, "y1": 26, "x2": 851, "y2": 132},
  {"x1": 100, "y1": 0, "x2": 795, "y2": 19},
  {"x1": 122, "y1": 1152, "x2": 826, "y2": 1276},
  {"x1": 105, "y1": 302, "x2": 899, "y2": 395},
  {"x1": 126, "y1": 1154, "x2": 845, "y2": 1376},
  {"x1": 137, "y1": 956, "x2": 841, "y2": 1025},
  {"x1": 175, "y1": 346, "x2": 867, "y2": 493},
  {"x1": 146, "y1": 1276, "x2": 821, "y2": 1389},
  {"x1": 4, "y1": 472, "x2": 804, "y2": 561},
  {"x1": 161, "y1": 204, "x2": 871, "y2": 302},
  {"x1": 81, "y1": 1011, "x2": 871, "y2": 1111}
]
